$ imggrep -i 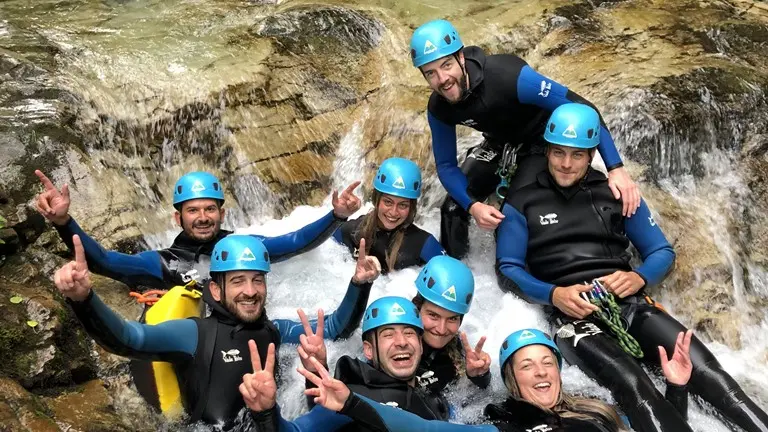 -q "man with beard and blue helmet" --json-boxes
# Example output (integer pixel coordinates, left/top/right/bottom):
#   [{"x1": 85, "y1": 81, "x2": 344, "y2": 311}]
[
  {"x1": 35, "y1": 170, "x2": 362, "y2": 290},
  {"x1": 409, "y1": 19, "x2": 640, "y2": 259},
  {"x1": 54, "y1": 233, "x2": 380, "y2": 428}
]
